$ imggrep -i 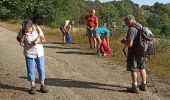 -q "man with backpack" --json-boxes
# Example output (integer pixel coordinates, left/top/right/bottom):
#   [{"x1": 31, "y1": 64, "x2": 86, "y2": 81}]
[{"x1": 121, "y1": 15, "x2": 147, "y2": 93}]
